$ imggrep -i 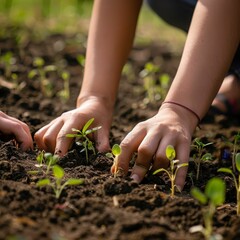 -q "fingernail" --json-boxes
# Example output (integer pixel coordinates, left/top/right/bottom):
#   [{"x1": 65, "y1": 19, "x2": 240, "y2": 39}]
[{"x1": 130, "y1": 174, "x2": 140, "y2": 183}]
